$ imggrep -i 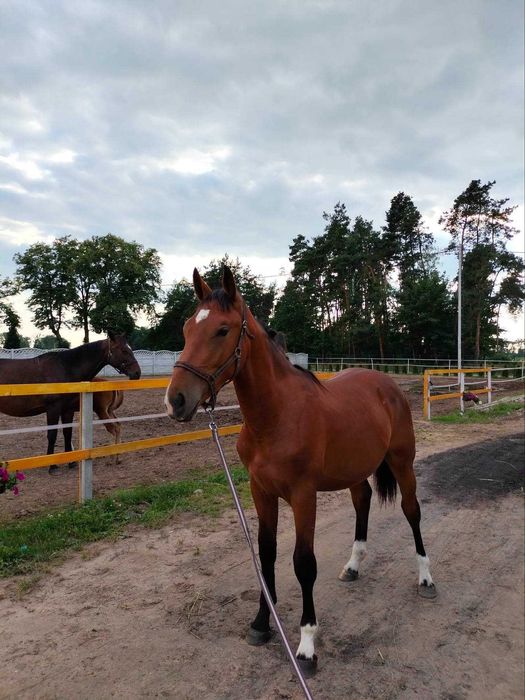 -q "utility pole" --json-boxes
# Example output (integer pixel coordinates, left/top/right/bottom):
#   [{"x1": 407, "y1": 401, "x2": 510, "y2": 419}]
[
  {"x1": 457, "y1": 235, "x2": 462, "y2": 371},
  {"x1": 458, "y1": 230, "x2": 464, "y2": 413}
]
